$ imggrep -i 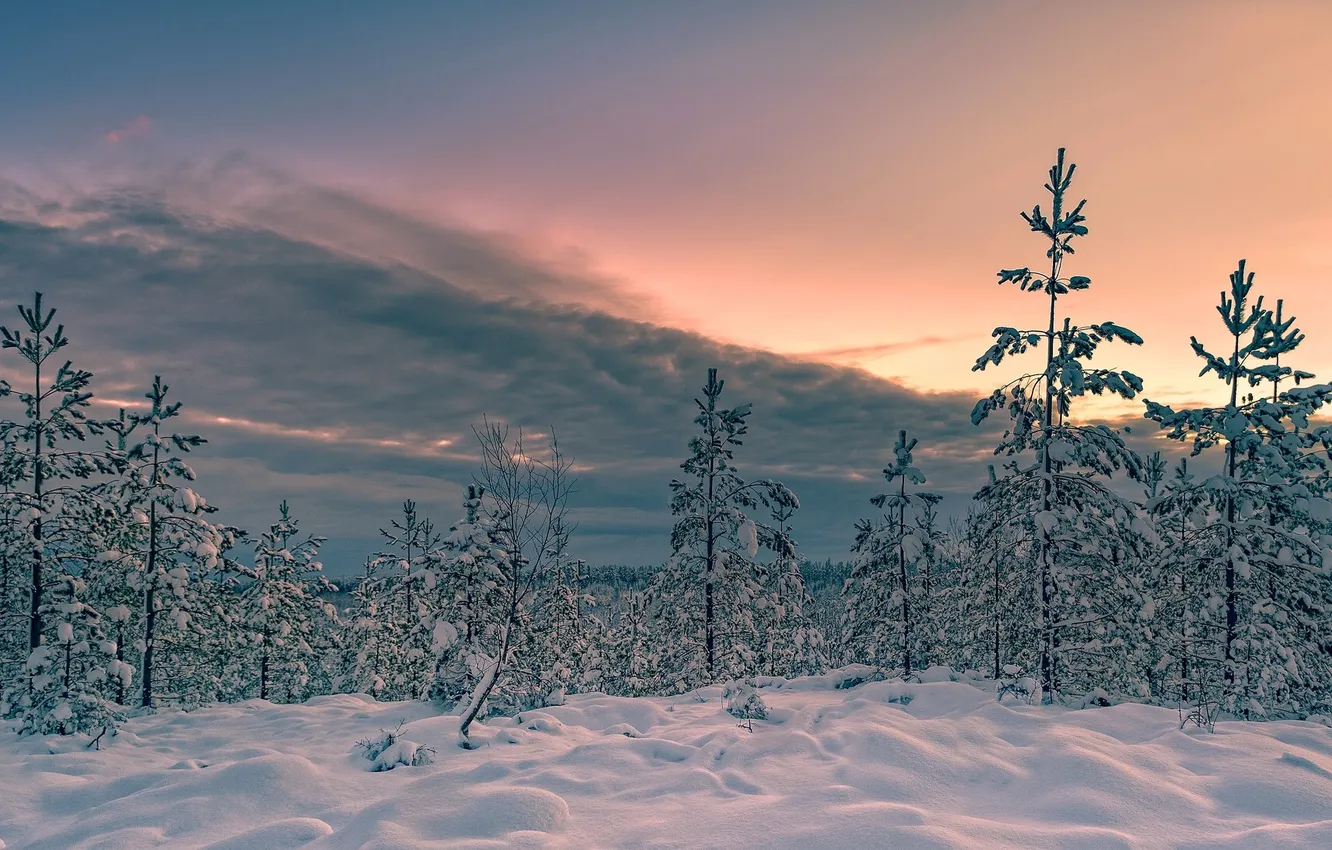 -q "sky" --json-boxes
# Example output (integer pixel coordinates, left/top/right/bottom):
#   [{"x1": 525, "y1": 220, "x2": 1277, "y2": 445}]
[{"x1": 0, "y1": 1, "x2": 1329, "y2": 568}]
